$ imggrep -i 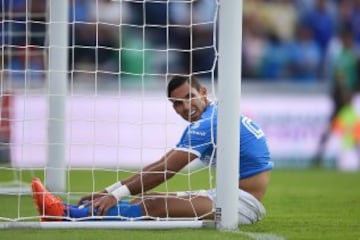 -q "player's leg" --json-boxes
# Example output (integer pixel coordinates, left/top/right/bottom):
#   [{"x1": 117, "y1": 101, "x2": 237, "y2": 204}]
[
  {"x1": 31, "y1": 178, "x2": 143, "y2": 221},
  {"x1": 133, "y1": 192, "x2": 214, "y2": 219},
  {"x1": 131, "y1": 189, "x2": 266, "y2": 224},
  {"x1": 237, "y1": 189, "x2": 266, "y2": 224},
  {"x1": 32, "y1": 178, "x2": 214, "y2": 220},
  {"x1": 68, "y1": 200, "x2": 143, "y2": 219},
  {"x1": 72, "y1": 192, "x2": 214, "y2": 220},
  {"x1": 31, "y1": 177, "x2": 65, "y2": 221},
  {"x1": 232, "y1": 169, "x2": 269, "y2": 224},
  {"x1": 172, "y1": 188, "x2": 266, "y2": 224}
]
